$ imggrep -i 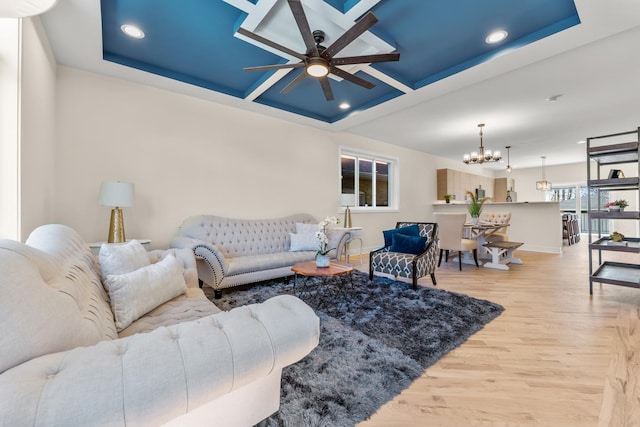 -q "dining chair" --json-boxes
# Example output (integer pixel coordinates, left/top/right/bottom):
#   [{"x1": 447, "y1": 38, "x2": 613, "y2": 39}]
[
  {"x1": 433, "y1": 212, "x2": 478, "y2": 271},
  {"x1": 479, "y1": 211, "x2": 511, "y2": 243}
]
